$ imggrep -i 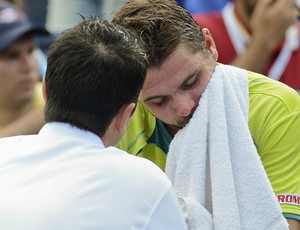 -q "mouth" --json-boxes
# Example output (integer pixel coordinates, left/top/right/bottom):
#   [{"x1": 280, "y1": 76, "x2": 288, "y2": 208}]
[{"x1": 178, "y1": 114, "x2": 193, "y2": 128}]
